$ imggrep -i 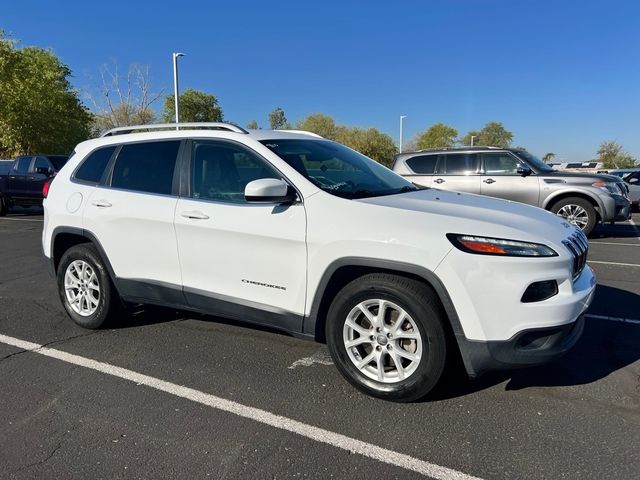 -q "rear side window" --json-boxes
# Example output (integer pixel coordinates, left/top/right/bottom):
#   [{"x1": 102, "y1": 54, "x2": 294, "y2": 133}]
[
  {"x1": 75, "y1": 146, "x2": 117, "y2": 183},
  {"x1": 406, "y1": 155, "x2": 438, "y2": 174},
  {"x1": 111, "y1": 141, "x2": 181, "y2": 195},
  {"x1": 437, "y1": 153, "x2": 478, "y2": 175},
  {"x1": 14, "y1": 157, "x2": 31, "y2": 173}
]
